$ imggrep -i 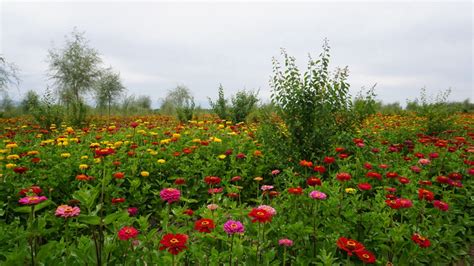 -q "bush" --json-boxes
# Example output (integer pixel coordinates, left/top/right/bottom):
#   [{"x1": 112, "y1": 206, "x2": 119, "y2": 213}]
[
  {"x1": 230, "y1": 89, "x2": 259, "y2": 123},
  {"x1": 269, "y1": 40, "x2": 358, "y2": 159},
  {"x1": 208, "y1": 84, "x2": 230, "y2": 120},
  {"x1": 406, "y1": 88, "x2": 454, "y2": 135}
]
